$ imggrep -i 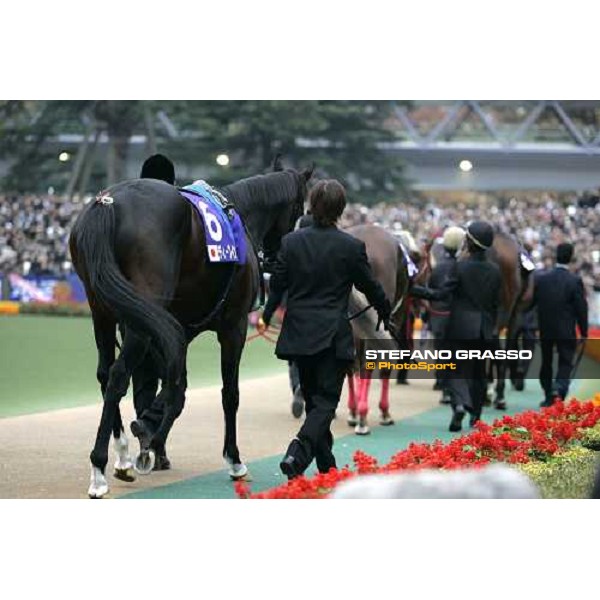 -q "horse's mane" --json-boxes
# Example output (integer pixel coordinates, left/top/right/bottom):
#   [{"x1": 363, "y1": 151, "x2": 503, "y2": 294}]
[{"x1": 221, "y1": 170, "x2": 301, "y2": 214}]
